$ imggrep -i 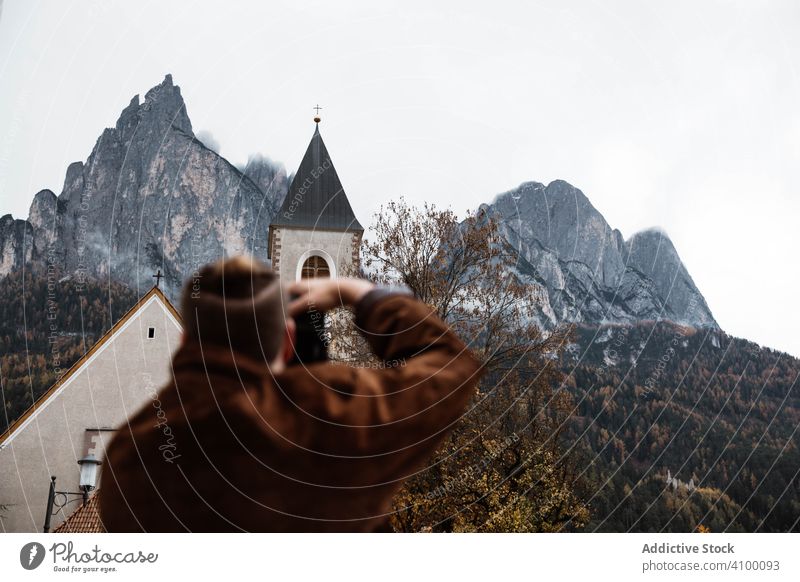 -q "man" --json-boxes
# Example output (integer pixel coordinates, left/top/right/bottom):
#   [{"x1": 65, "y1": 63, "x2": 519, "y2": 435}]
[{"x1": 100, "y1": 256, "x2": 482, "y2": 532}]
